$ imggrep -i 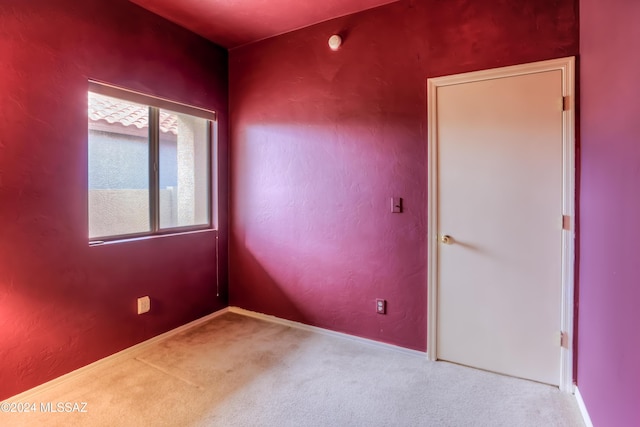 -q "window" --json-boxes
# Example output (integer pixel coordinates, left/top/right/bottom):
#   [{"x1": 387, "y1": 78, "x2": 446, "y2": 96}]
[{"x1": 88, "y1": 82, "x2": 215, "y2": 241}]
